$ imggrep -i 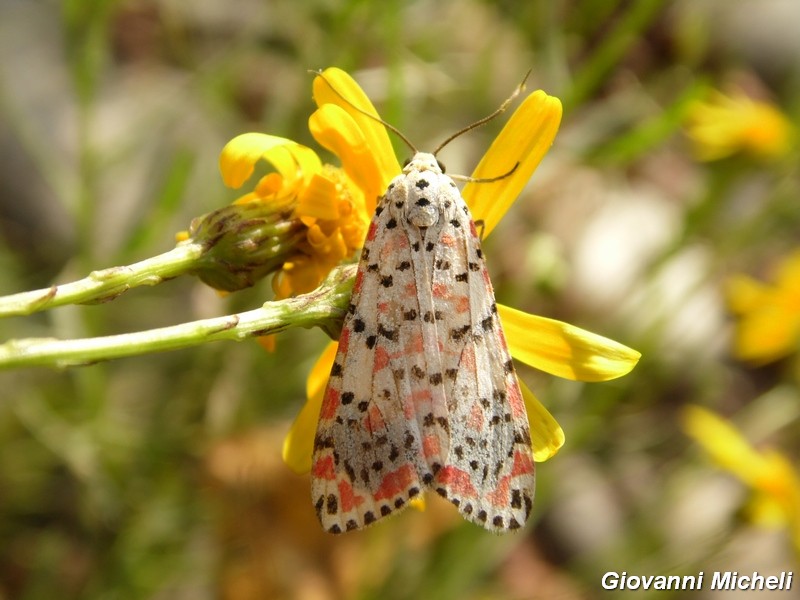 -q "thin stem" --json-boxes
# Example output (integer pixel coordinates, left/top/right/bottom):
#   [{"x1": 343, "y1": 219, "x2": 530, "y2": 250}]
[
  {"x1": 0, "y1": 242, "x2": 205, "y2": 318},
  {"x1": 0, "y1": 265, "x2": 355, "y2": 370}
]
